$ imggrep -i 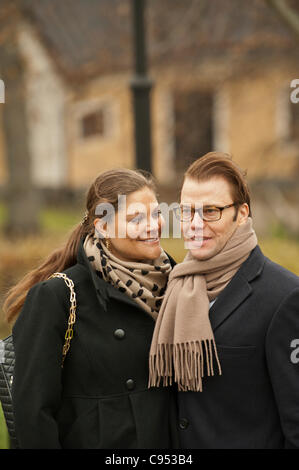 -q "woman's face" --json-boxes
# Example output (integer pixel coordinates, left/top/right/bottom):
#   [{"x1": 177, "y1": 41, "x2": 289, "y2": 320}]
[{"x1": 95, "y1": 187, "x2": 164, "y2": 262}]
